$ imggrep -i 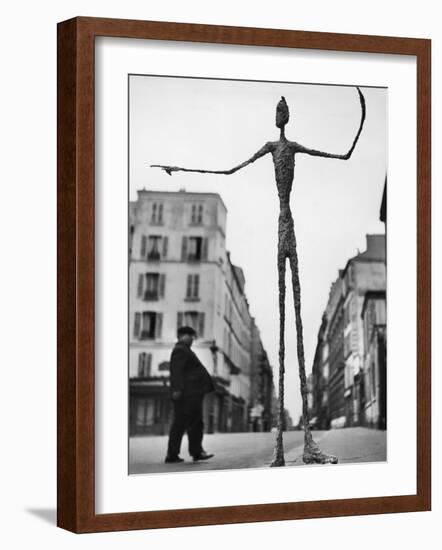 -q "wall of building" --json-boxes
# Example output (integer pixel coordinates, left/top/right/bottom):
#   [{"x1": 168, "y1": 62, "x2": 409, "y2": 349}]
[
  {"x1": 129, "y1": 189, "x2": 270, "y2": 433},
  {"x1": 362, "y1": 296, "x2": 387, "y2": 428},
  {"x1": 313, "y1": 235, "x2": 386, "y2": 429}
]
